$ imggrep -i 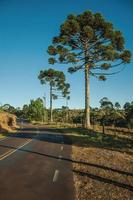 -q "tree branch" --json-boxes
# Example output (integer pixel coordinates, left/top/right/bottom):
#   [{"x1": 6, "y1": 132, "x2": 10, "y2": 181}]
[
  {"x1": 91, "y1": 61, "x2": 124, "y2": 70},
  {"x1": 91, "y1": 65, "x2": 126, "y2": 76}
]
